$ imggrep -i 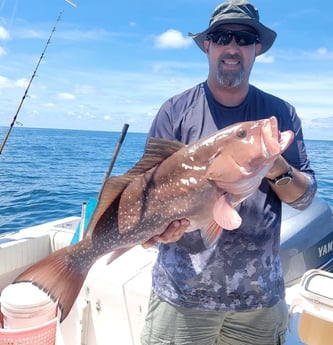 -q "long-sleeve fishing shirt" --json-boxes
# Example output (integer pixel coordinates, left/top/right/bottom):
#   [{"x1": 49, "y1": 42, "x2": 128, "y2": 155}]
[{"x1": 147, "y1": 81, "x2": 317, "y2": 312}]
